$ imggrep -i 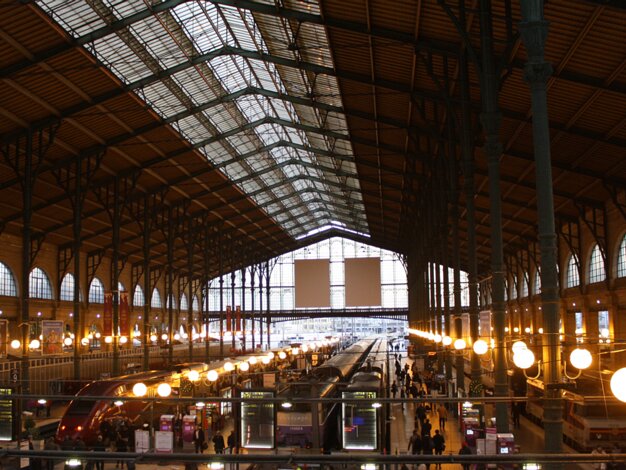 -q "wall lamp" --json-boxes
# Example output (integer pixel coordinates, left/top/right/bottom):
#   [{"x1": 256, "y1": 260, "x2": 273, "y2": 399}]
[{"x1": 512, "y1": 344, "x2": 592, "y2": 380}]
